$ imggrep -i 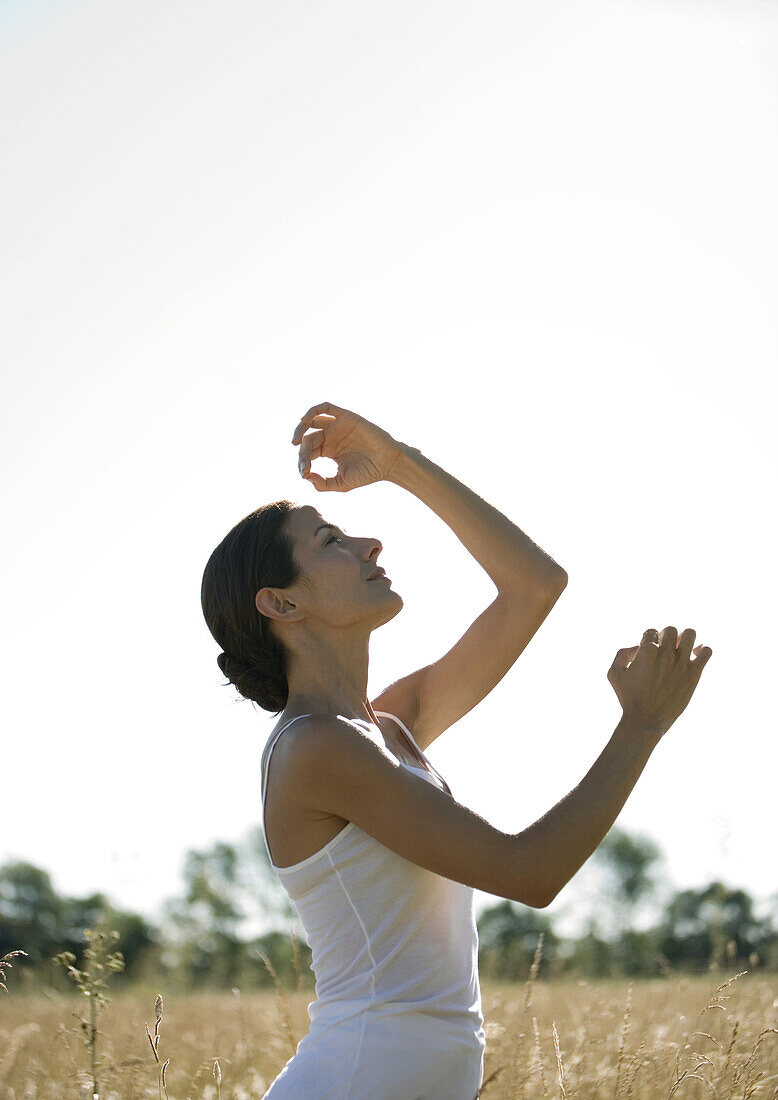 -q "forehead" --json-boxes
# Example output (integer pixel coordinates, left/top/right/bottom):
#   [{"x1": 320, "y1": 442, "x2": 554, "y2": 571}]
[{"x1": 288, "y1": 505, "x2": 330, "y2": 540}]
